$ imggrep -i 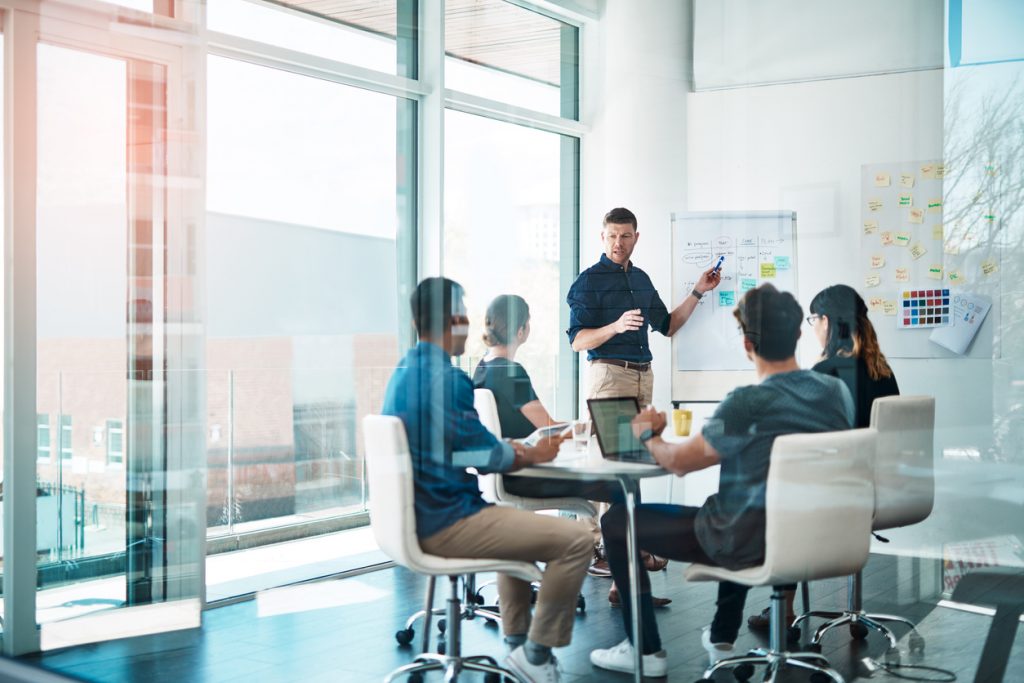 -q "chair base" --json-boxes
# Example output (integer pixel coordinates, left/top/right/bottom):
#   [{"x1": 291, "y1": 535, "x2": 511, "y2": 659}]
[
  {"x1": 795, "y1": 609, "x2": 924, "y2": 652},
  {"x1": 385, "y1": 653, "x2": 523, "y2": 683},
  {"x1": 703, "y1": 648, "x2": 843, "y2": 683}
]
